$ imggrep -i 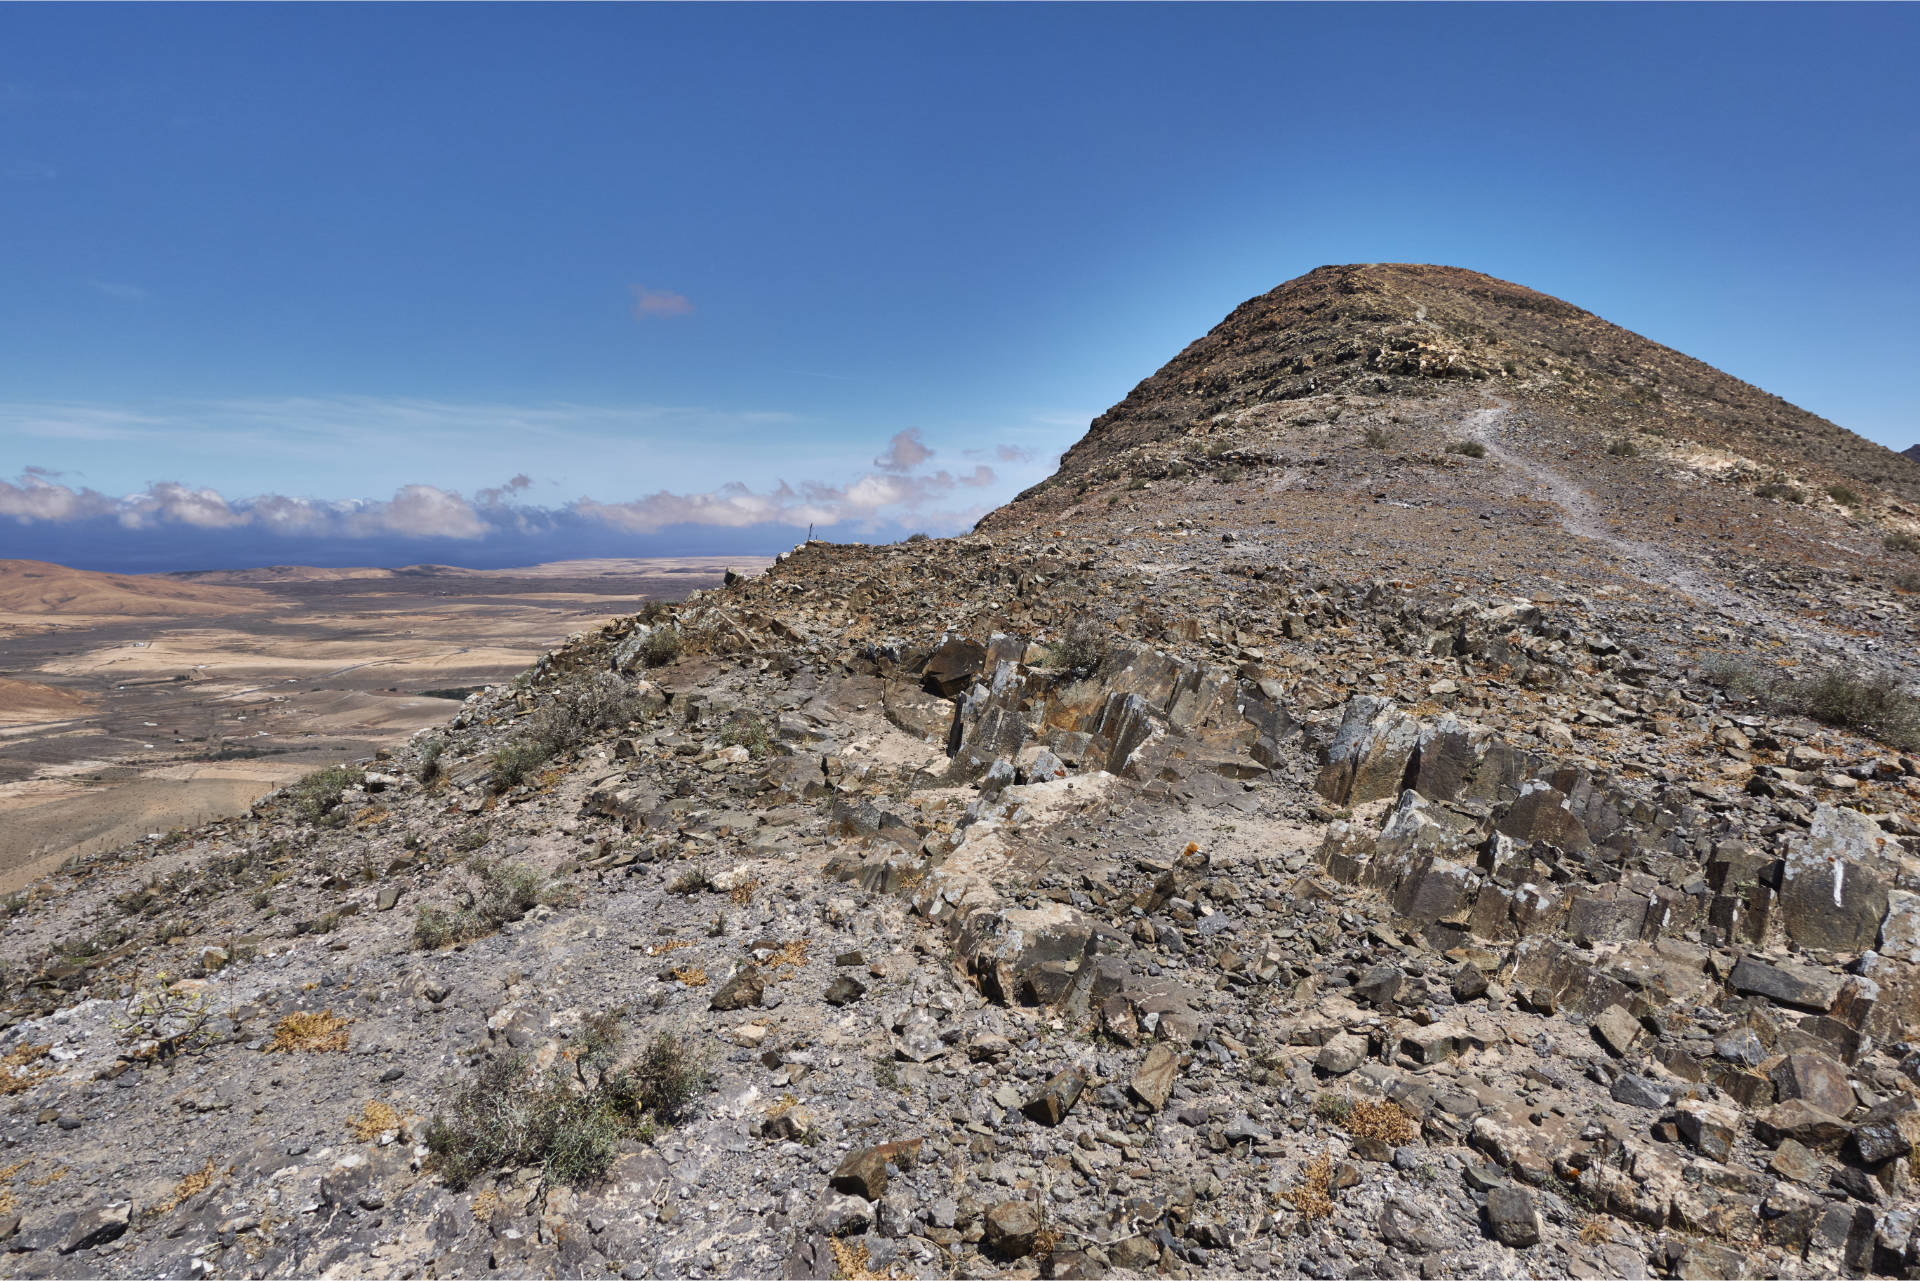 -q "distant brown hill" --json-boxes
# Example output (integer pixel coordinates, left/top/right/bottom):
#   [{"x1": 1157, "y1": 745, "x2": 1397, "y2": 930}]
[
  {"x1": 0, "y1": 559, "x2": 271, "y2": 617},
  {"x1": 1044, "y1": 263, "x2": 1920, "y2": 507}
]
